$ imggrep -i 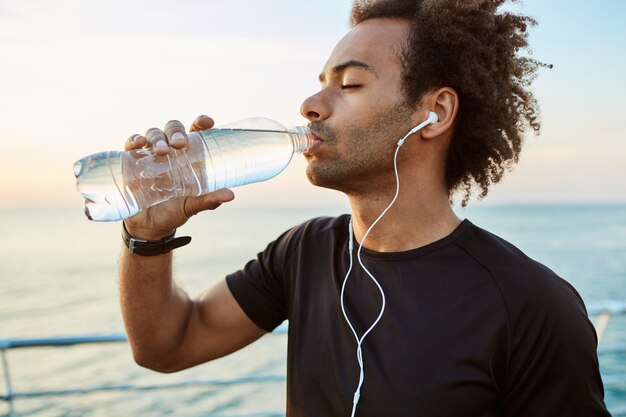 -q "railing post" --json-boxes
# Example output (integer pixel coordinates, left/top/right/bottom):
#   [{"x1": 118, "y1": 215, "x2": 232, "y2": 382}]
[
  {"x1": 595, "y1": 312, "x2": 612, "y2": 344},
  {"x1": 1, "y1": 348, "x2": 15, "y2": 415}
]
